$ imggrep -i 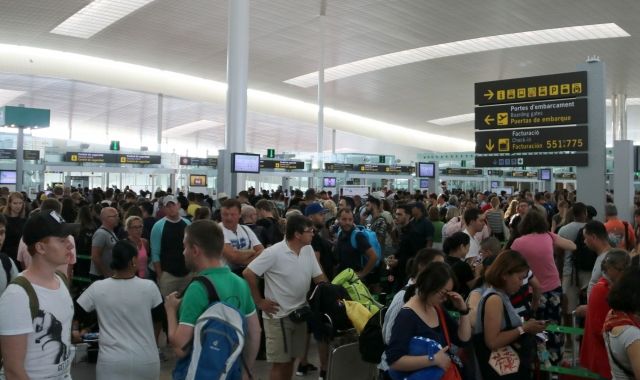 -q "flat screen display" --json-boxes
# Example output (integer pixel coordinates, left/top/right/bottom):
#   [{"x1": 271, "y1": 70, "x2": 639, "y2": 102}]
[
  {"x1": 538, "y1": 168, "x2": 552, "y2": 181},
  {"x1": 416, "y1": 162, "x2": 435, "y2": 178},
  {"x1": 189, "y1": 174, "x2": 207, "y2": 187},
  {"x1": 0, "y1": 170, "x2": 16, "y2": 184},
  {"x1": 231, "y1": 153, "x2": 260, "y2": 174},
  {"x1": 491, "y1": 181, "x2": 499, "y2": 188},
  {"x1": 323, "y1": 177, "x2": 337, "y2": 187},
  {"x1": 419, "y1": 179, "x2": 429, "y2": 189}
]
